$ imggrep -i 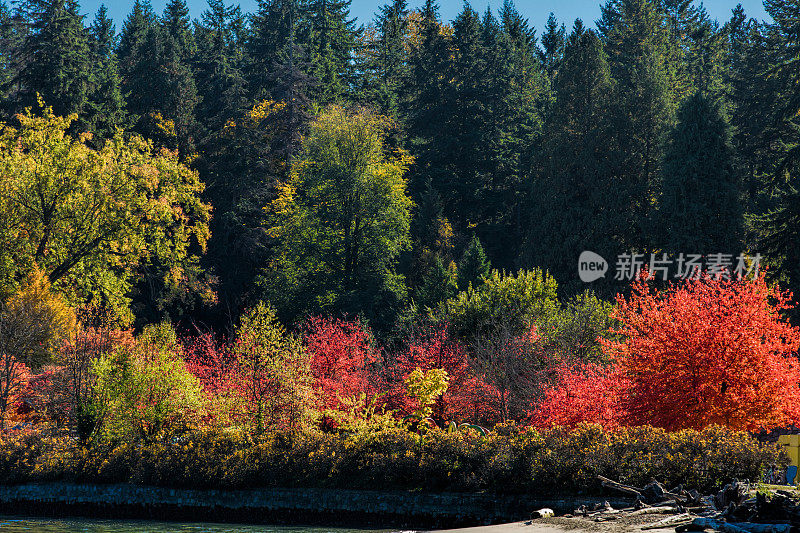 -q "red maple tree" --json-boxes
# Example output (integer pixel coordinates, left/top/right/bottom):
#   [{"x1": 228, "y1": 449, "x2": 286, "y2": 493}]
[
  {"x1": 385, "y1": 324, "x2": 489, "y2": 423},
  {"x1": 605, "y1": 273, "x2": 800, "y2": 431}
]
